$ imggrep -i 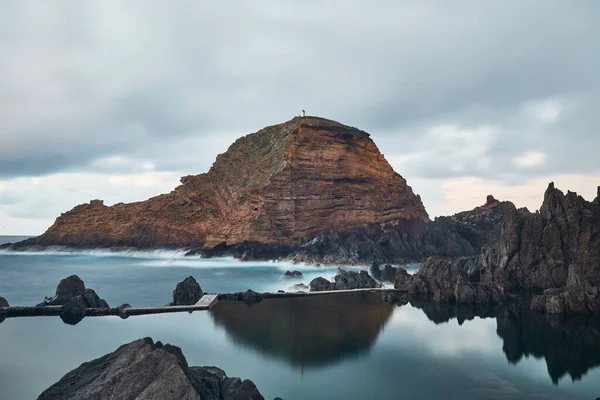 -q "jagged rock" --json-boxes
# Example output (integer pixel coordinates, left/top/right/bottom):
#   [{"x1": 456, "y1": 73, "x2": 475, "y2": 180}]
[
  {"x1": 309, "y1": 277, "x2": 333, "y2": 292},
  {"x1": 369, "y1": 262, "x2": 382, "y2": 281},
  {"x1": 332, "y1": 270, "x2": 380, "y2": 290},
  {"x1": 38, "y1": 337, "x2": 267, "y2": 400},
  {"x1": 395, "y1": 258, "x2": 504, "y2": 305},
  {"x1": 219, "y1": 290, "x2": 264, "y2": 305},
  {"x1": 38, "y1": 275, "x2": 109, "y2": 309},
  {"x1": 283, "y1": 270, "x2": 303, "y2": 279},
  {"x1": 381, "y1": 264, "x2": 397, "y2": 282},
  {"x1": 173, "y1": 276, "x2": 203, "y2": 306}
]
